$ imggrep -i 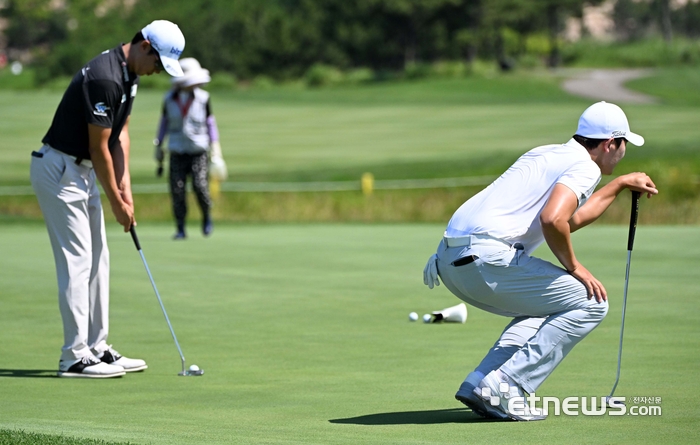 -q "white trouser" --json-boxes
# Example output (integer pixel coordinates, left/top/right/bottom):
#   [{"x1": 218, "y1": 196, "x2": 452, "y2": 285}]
[
  {"x1": 437, "y1": 237, "x2": 608, "y2": 393},
  {"x1": 30, "y1": 145, "x2": 110, "y2": 363}
]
